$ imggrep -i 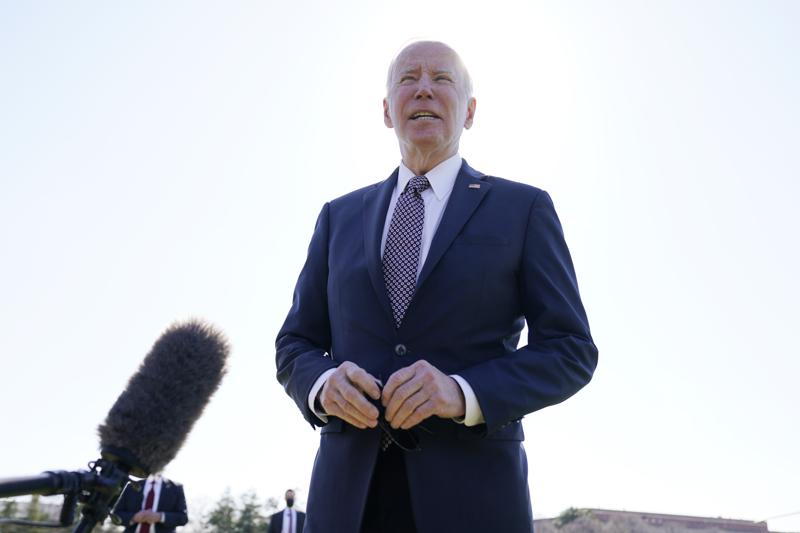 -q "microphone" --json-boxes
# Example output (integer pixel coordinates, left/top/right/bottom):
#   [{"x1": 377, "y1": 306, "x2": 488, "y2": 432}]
[
  {"x1": 0, "y1": 319, "x2": 229, "y2": 532},
  {"x1": 98, "y1": 319, "x2": 229, "y2": 476}
]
